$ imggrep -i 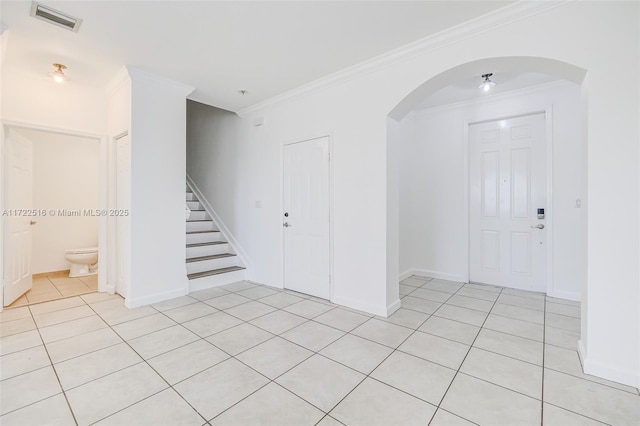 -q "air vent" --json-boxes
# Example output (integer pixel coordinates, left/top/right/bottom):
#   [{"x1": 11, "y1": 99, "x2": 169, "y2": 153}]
[{"x1": 30, "y1": 2, "x2": 82, "y2": 32}]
